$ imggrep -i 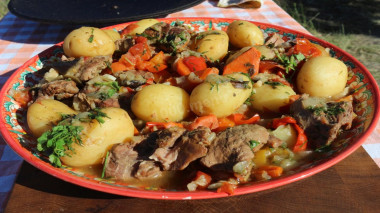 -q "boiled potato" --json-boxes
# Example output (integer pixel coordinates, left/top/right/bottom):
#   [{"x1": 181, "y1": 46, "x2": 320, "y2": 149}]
[
  {"x1": 190, "y1": 73, "x2": 252, "y2": 117},
  {"x1": 250, "y1": 83, "x2": 296, "y2": 113},
  {"x1": 227, "y1": 20, "x2": 264, "y2": 48},
  {"x1": 131, "y1": 84, "x2": 190, "y2": 122},
  {"x1": 191, "y1": 30, "x2": 229, "y2": 61},
  {"x1": 271, "y1": 124, "x2": 297, "y2": 148},
  {"x1": 61, "y1": 108, "x2": 134, "y2": 167},
  {"x1": 102, "y1": 29, "x2": 121, "y2": 42},
  {"x1": 27, "y1": 99, "x2": 77, "y2": 138},
  {"x1": 125, "y1": 19, "x2": 159, "y2": 35},
  {"x1": 63, "y1": 27, "x2": 116, "y2": 58},
  {"x1": 297, "y1": 56, "x2": 348, "y2": 97}
]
